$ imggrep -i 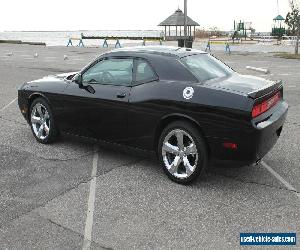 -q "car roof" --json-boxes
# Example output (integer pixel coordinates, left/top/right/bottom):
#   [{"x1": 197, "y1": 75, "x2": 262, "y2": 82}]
[{"x1": 106, "y1": 46, "x2": 207, "y2": 58}]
